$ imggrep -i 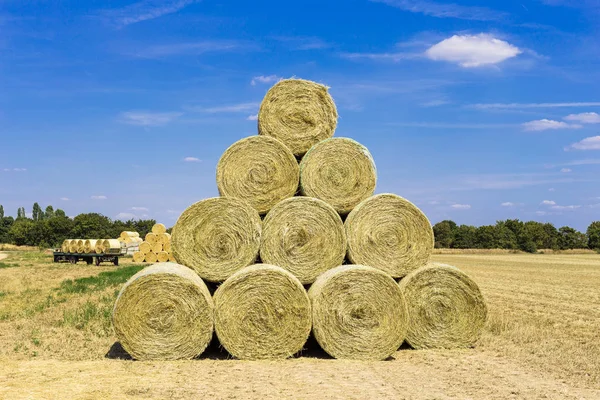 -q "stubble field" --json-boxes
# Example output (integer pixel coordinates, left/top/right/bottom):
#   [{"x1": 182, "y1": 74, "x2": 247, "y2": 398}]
[{"x1": 0, "y1": 249, "x2": 599, "y2": 399}]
